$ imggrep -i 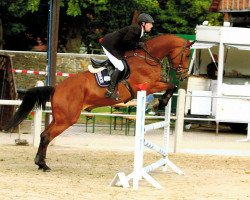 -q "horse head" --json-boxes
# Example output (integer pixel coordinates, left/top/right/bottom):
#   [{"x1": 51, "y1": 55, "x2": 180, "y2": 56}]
[
  {"x1": 145, "y1": 35, "x2": 195, "y2": 81},
  {"x1": 168, "y1": 39, "x2": 195, "y2": 81}
]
